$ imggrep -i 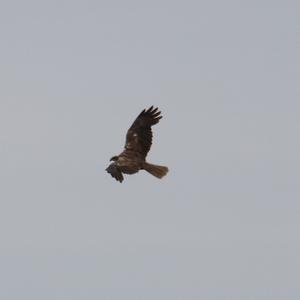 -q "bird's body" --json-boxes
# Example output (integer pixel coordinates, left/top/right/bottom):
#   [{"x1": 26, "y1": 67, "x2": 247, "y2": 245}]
[
  {"x1": 106, "y1": 106, "x2": 168, "y2": 183},
  {"x1": 114, "y1": 150, "x2": 144, "y2": 174}
]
